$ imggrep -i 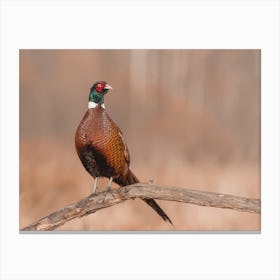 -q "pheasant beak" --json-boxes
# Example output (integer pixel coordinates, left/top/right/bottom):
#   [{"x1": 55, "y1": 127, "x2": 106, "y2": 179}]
[{"x1": 104, "y1": 84, "x2": 113, "y2": 91}]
